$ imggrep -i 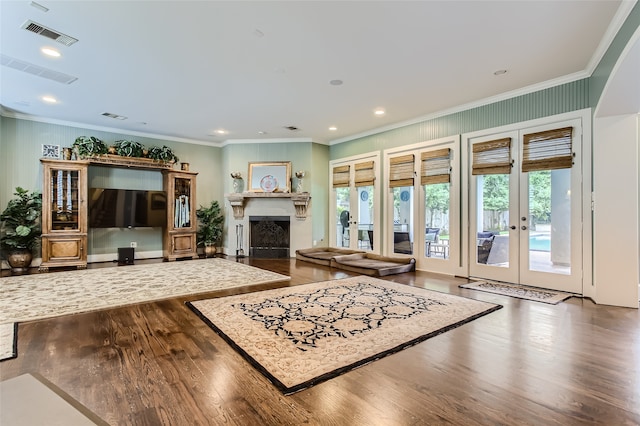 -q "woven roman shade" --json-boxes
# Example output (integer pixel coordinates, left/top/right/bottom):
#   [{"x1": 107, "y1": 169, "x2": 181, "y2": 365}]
[
  {"x1": 354, "y1": 161, "x2": 375, "y2": 187},
  {"x1": 522, "y1": 126, "x2": 573, "y2": 172},
  {"x1": 389, "y1": 154, "x2": 415, "y2": 188},
  {"x1": 332, "y1": 165, "x2": 350, "y2": 188},
  {"x1": 472, "y1": 138, "x2": 512, "y2": 175},
  {"x1": 421, "y1": 148, "x2": 451, "y2": 185}
]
